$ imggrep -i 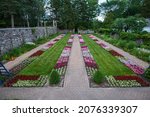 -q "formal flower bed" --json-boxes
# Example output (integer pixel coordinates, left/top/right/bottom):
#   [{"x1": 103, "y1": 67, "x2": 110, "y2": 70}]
[
  {"x1": 29, "y1": 50, "x2": 44, "y2": 58},
  {"x1": 12, "y1": 76, "x2": 48, "y2": 87},
  {"x1": 114, "y1": 76, "x2": 150, "y2": 87},
  {"x1": 10, "y1": 57, "x2": 36, "y2": 75},
  {"x1": 43, "y1": 34, "x2": 65, "y2": 50},
  {"x1": 4, "y1": 75, "x2": 48, "y2": 87},
  {"x1": 52, "y1": 35, "x2": 73, "y2": 86},
  {"x1": 89, "y1": 35, "x2": 111, "y2": 50},
  {"x1": 106, "y1": 76, "x2": 141, "y2": 87},
  {"x1": 108, "y1": 50, "x2": 123, "y2": 57},
  {"x1": 81, "y1": 45, "x2": 98, "y2": 77},
  {"x1": 118, "y1": 57, "x2": 145, "y2": 74},
  {"x1": 54, "y1": 46, "x2": 72, "y2": 76},
  {"x1": 67, "y1": 37, "x2": 74, "y2": 45},
  {"x1": 79, "y1": 35, "x2": 85, "y2": 44}
]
